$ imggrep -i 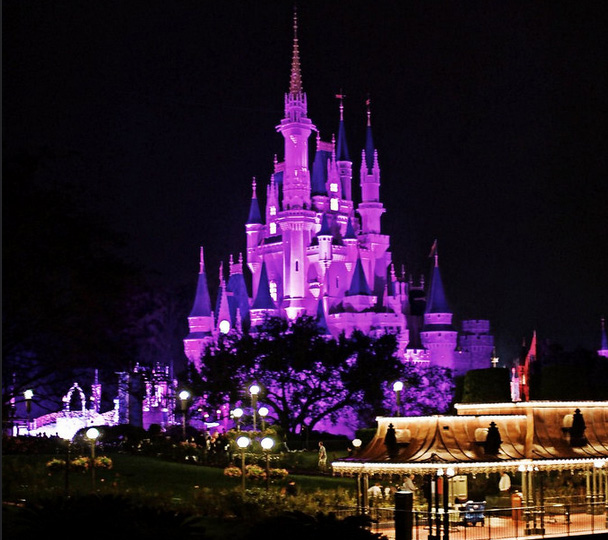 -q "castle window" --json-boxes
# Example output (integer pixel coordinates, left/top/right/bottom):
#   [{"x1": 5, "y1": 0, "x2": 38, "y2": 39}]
[
  {"x1": 330, "y1": 183, "x2": 338, "y2": 193},
  {"x1": 269, "y1": 206, "x2": 276, "y2": 216},
  {"x1": 269, "y1": 280, "x2": 278, "y2": 302},
  {"x1": 330, "y1": 198, "x2": 339, "y2": 211},
  {"x1": 295, "y1": 261, "x2": 299, "y2": 272},
  {"x1": 269, "y1": 222, "x2": 277, "y2": 235}
]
